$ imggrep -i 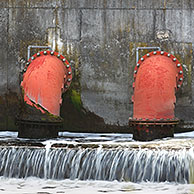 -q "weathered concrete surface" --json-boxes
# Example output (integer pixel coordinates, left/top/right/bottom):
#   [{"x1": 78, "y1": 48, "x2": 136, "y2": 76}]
[
  {"x1": 1, "y1": 0, "x2": 194, "y2": 132},
  {"x1": 0, "y1": 6, "x2": 8, "y2": 130}
]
